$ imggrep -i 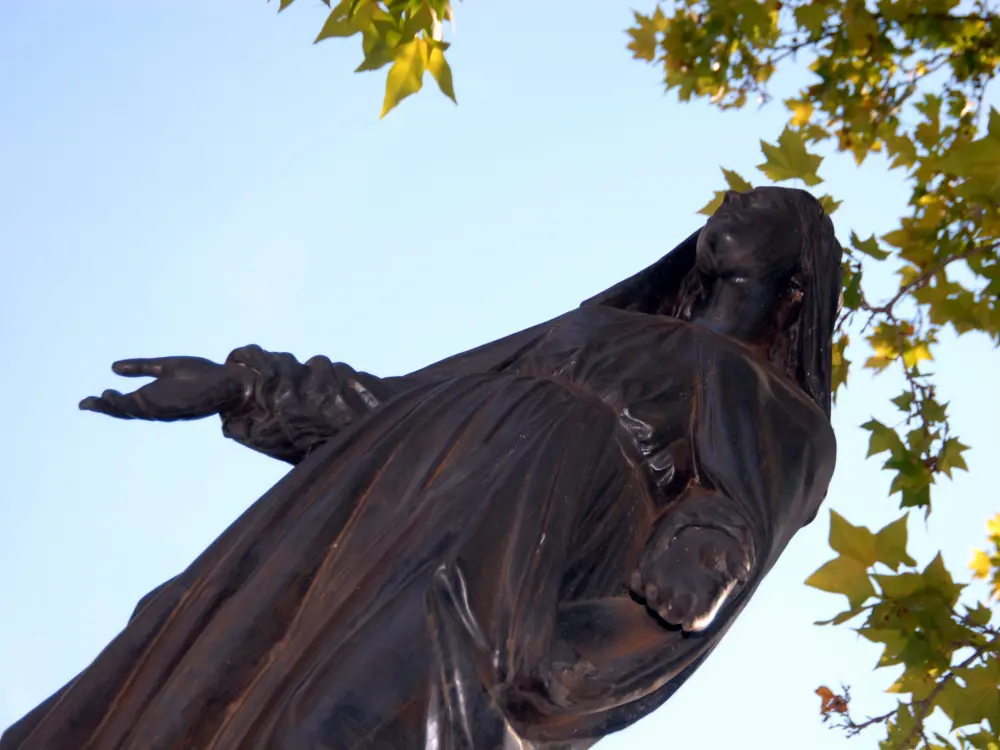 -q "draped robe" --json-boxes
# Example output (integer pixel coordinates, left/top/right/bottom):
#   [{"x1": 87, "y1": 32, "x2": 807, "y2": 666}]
[{"x1": 1, "y1": 305, "x2": 836, "y2": 750}]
